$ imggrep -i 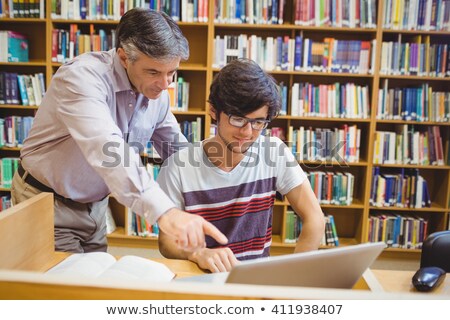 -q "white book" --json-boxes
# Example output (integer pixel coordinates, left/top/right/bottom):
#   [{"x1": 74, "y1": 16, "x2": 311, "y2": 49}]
[
  {"x1": 387, "y1": 132, "x2": 396, "y2": 164},
  {"x1": 46, "y1": 252, "x2": 175, "y2": 283},
  {"x1": 415, "y1": 175, "x2": 424, "y2": 208},
  {"x1": 265, "y1": 37, "x2": 274, "y2": 71},
  {"x1": 377, "y1": 89, "x2": 384, "y2": 119},
  {"x1": 61, "y1": 0, "x2": 68, "y2": 19},
  {"x1": 402, "y1": 124, "x2": 410, "y2": 164},
  {"x1": 380, "y1": 42, "x2": 388, "y2": 74},
  {"x1": 298, "y1": 126, "x2": 305, "y2": 160},
  {"x1": 396, "y1": 134, "x2": 403, "y2": 164},
  {"x1": 424, "y1": 0, "x2": 433, "y2": 30},
  {"x1": 288, "y1": 38, "x2": 295, "y2": 71},
  {"x1": 408, "y1": 0, "x2": 416, "y2": 30},
  {"x1": 105, "y1": 205, "x2": 116, "y2": 234},
  {"x1": 31, "y1": 75, "x2": 42, "y2": 106},
  {"x1": 238, "y1": 34, "x2": 248, "y2": 59},
  {"x1": 181, "y1": 0, "x2": 188, "y2": 22},
  {"x1": 302, "y1": 38, "x2": 310, "y2": 71},
  {"x1": 23, "y1": 75, "x2": 36, "y2": 106},
  {"x1": 0, "y1": 31, "x2": 8, "y2": 62}
]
